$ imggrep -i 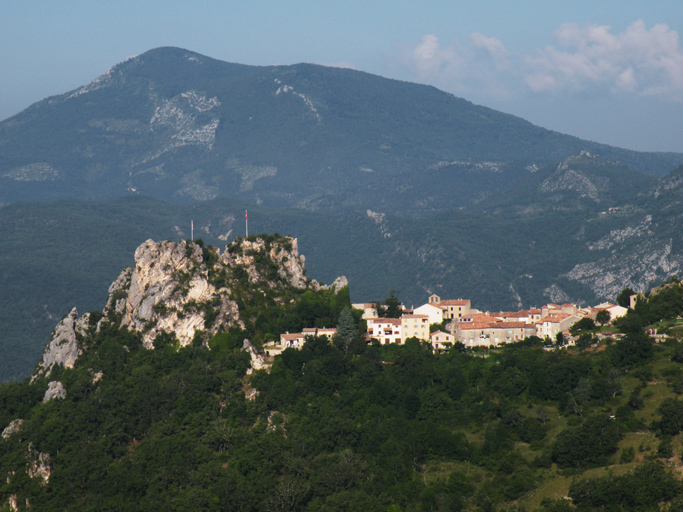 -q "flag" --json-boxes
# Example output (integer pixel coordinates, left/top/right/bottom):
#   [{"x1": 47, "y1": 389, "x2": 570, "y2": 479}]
[{"x1": 245, "y1": 210, "x2": 248, "y2": 220}]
